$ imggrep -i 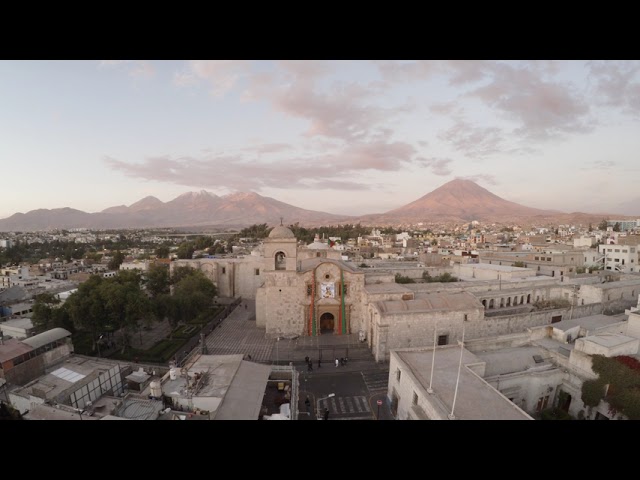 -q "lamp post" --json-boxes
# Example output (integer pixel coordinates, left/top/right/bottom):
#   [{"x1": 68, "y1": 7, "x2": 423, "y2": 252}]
[{"x1": 317, "y1": 393, "x2": 335, "y2": 420}]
